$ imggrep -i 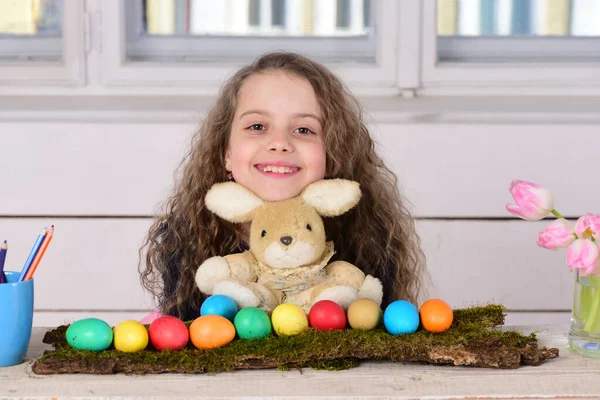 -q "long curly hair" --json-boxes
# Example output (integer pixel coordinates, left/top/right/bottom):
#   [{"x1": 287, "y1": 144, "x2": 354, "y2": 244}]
[{"x1": 139, "y1": 52, "x2": 427, "y2": 320}]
